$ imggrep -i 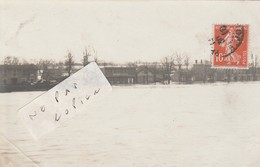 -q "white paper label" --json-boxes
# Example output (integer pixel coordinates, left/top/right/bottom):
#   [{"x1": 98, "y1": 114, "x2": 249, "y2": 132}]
[{"x1": 18, "y1": 62, "x2": 112, "y2": 140}]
